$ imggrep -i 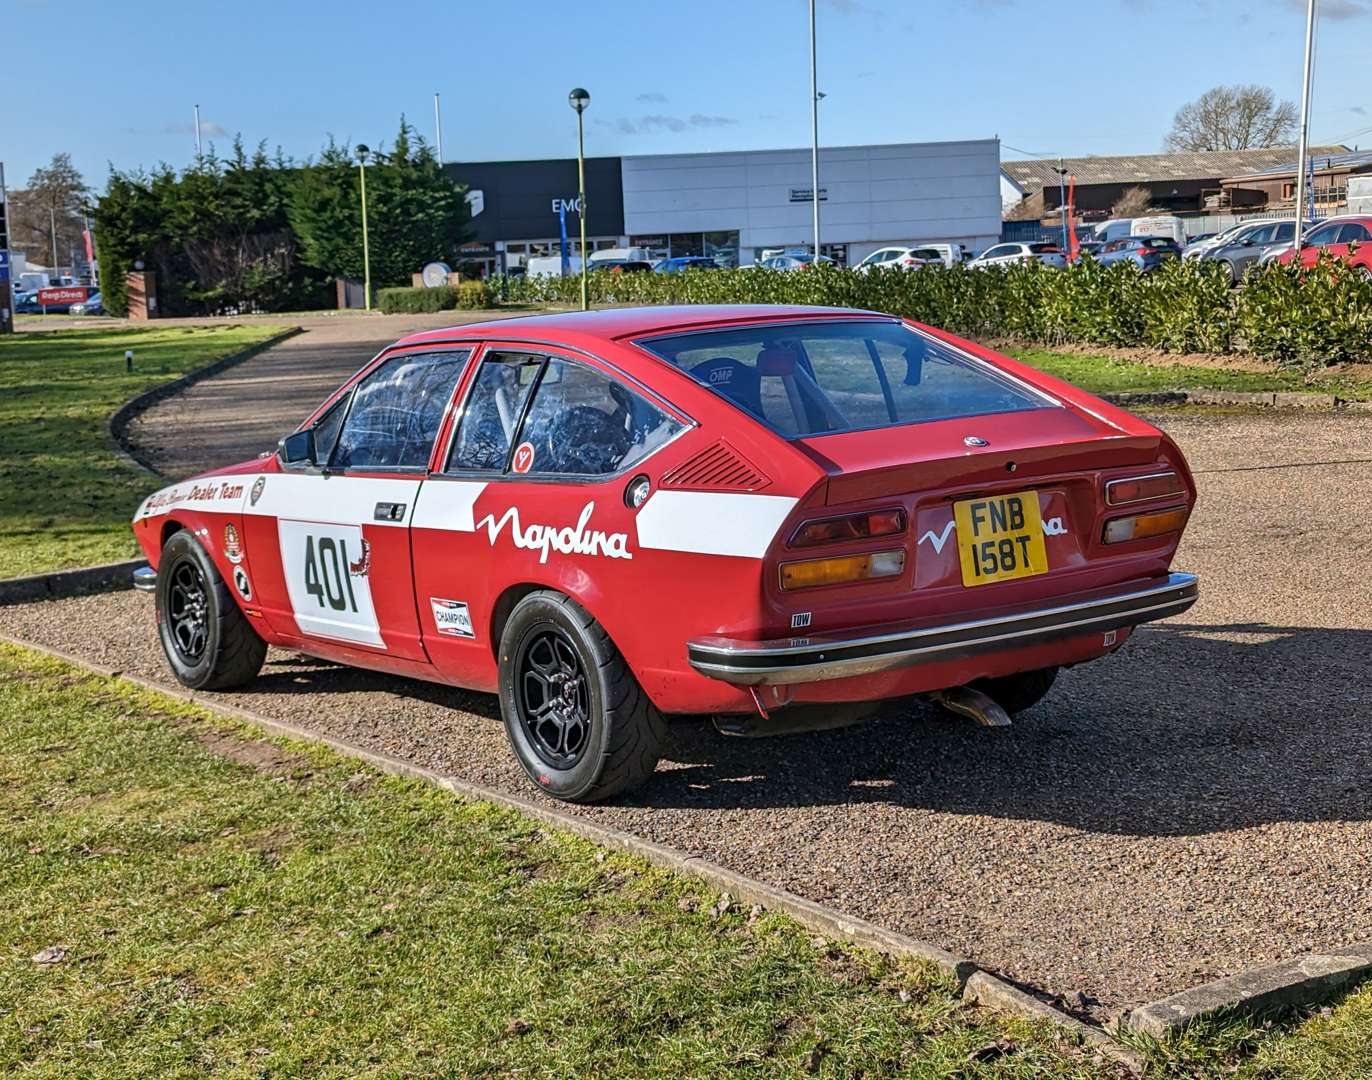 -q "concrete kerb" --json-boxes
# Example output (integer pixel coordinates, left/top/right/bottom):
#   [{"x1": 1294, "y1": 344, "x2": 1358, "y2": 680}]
[
  {"x1": 2, "y1": 629, "x2": 1147, "y2": 1074},
  {"x1": 108, "y1": 325, "x2": 304, "y2": 476},
  {"x1": 1101, "y1": 388, "x2": 1349, "y2": 409},
  {"x1": 0, "y1": 558, "x2": 148, "y2": 606},
  {"x1": 1121, "y1": 945, "x2": 1372, "y2": 1039}
]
